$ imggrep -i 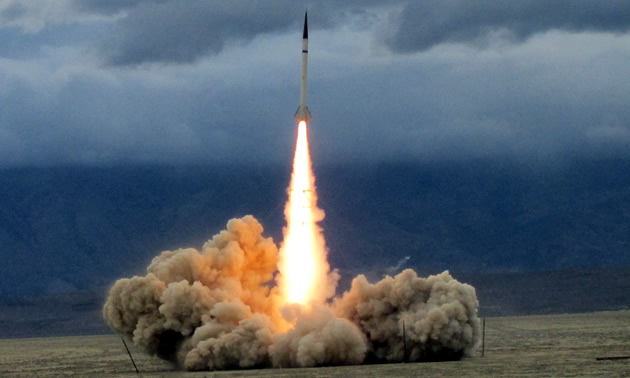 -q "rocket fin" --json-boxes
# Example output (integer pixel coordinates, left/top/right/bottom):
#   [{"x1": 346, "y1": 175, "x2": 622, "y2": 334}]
[{"x1": 294, "y1": 105, "x2": 312, "y2": 122}]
